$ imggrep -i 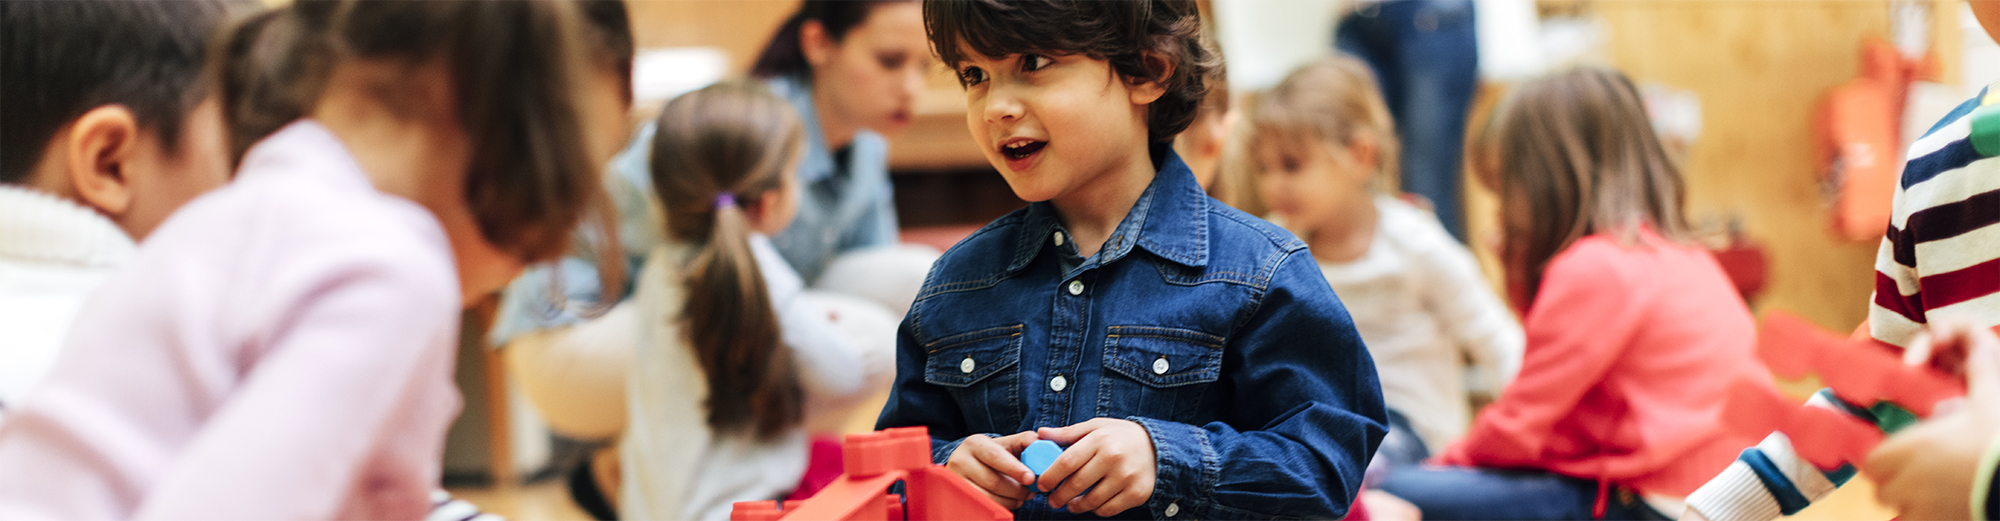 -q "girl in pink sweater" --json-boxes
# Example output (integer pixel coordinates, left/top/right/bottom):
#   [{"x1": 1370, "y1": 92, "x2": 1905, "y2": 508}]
[
  {"x1": 1374, "y1": 67, "x2": 1773, "y2": 520},
  {"x1": 0, "y1": 2, "x2": 630, "y2": 519}
]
